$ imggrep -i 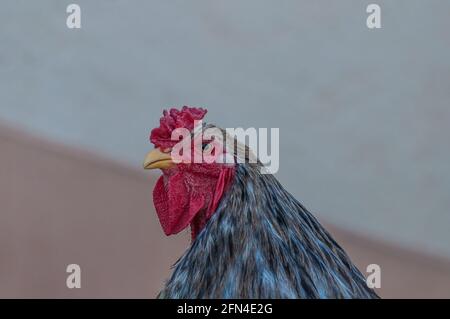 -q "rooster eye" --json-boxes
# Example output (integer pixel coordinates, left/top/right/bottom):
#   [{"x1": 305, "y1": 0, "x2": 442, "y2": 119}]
[{"x1": 202, "y1": 143, "x2": 211, "y2": 151}]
